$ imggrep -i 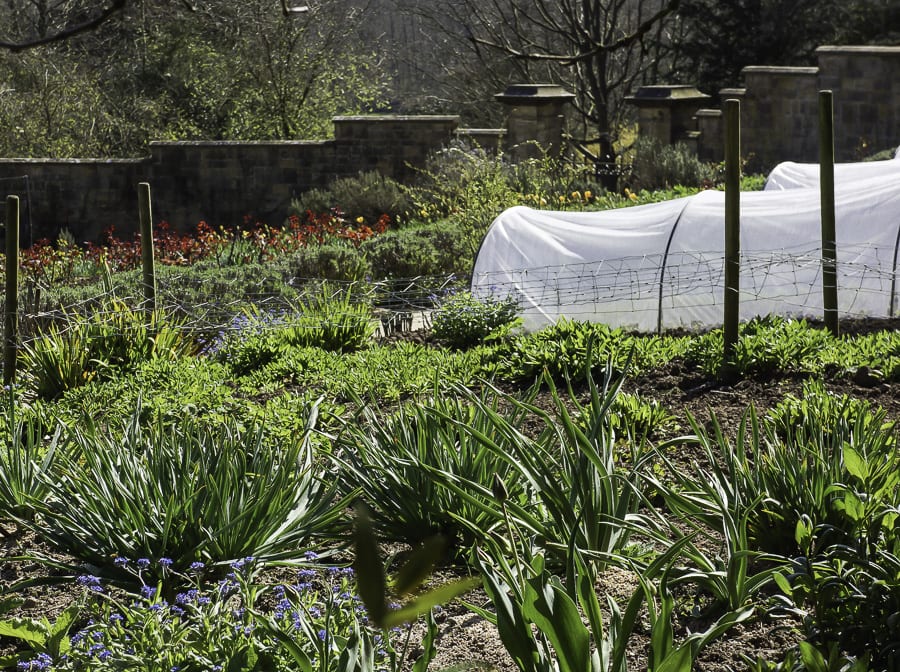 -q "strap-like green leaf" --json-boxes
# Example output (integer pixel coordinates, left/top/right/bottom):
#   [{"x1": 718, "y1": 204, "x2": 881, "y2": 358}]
[
  {"x1": 352, "y1": 504, "x2": 387, "y2": 627},
  {"x1": 0, "y1": 618, "x2": 50, "y2": 646},
  {"x1": 842, "y1": 445, "x2": 868, "y2": 481},
  {"x1": 384, "y1": 577, "x2": 480, "y2": 628},
  {"x1": 522, "y1": 574, "x2": 592, "y2": 672}
]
